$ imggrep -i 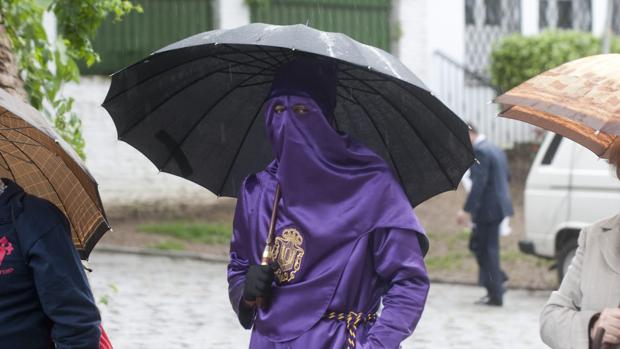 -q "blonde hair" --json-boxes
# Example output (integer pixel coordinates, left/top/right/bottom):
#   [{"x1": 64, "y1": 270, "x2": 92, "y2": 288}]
[{"x1": 608, "y1": 137, "x2": 620, "y2": 180}]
